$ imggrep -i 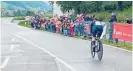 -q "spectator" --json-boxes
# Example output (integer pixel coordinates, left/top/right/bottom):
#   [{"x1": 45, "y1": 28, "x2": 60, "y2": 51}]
[
  {"x1": 25, "y1": 16, "x2": 30, "y2": 25},
  {"x1": 70, "y1": 20, "x2": 74, "y2": 37},
  {"x1": 30, "y1": 16, "x2": 35, "y2": 28},
  {"x1": 74, "y1": 19, "x2": 80, "y2": 36},
  {"x1": 109, "y1": 13, "x2": 117, "y2": 43},
  {"x1": 47, "y1": 20, "x2": 51, "y2": 31},
  {"x1": 84, "y1": 15, "x2": 89, "y2": 21},
  {"x1": 67, "y1": 20, "x2": 71, "y2": 36},
  {"x1": 79, "y1": 21, "x2": 84, "y2": 36},
  {"x1": 88, "y1": 15, "x2": 93, "y2": 21},
  {"x1": 63, "y1": 23, "x2": 68, "y2": 36}
]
